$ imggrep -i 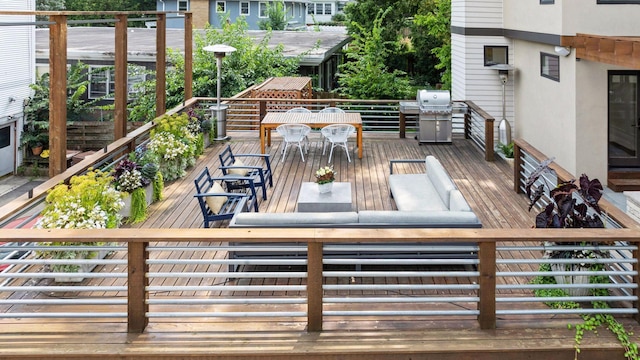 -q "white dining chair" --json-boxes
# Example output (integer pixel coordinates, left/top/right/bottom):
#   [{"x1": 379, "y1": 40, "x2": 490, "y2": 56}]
[
  {"x1": 321, "y1": 124, "x2": 355, "y2": 163},
  {"x1": 319, "y1": 107, "x2": 344, "y2": 114},
  {"x1": 276, "y1": 124, "x2": 312, "y2": 162},
  {"x1": 286, "y1": 107, "x2": 312, "y2": 113}
]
